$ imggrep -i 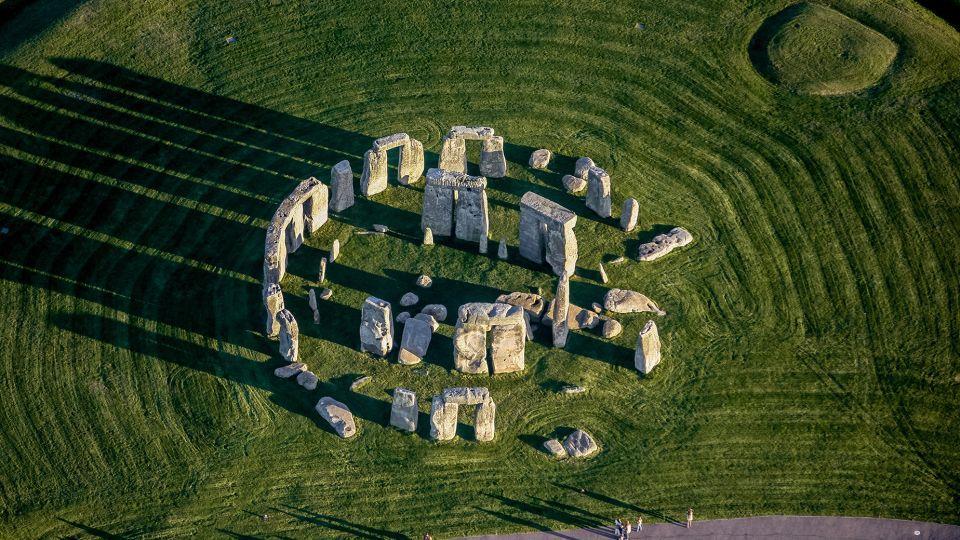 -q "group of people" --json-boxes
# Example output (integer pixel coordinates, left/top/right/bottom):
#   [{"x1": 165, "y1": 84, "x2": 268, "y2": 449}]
[{"x1": 613, "y1": 508, "x2": 693, "y2": 539}]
